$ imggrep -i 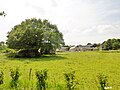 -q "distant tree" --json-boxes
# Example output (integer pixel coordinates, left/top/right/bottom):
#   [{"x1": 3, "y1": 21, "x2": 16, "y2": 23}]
[
  {"x1": 117, "y1": 39, "x2": 120, "y2": 48},
  {"x1": 0, "y1": 41, "x2": 5, "y2": 46},
  {"x1": 92, "y1": 43, "x2": 98, "y2": 47},
  {"x1": 7, "y1": 18, "x2": 64, "y2": 57},
  {"x1": 87, "y1": 43, "x2": 92, "y2": 46},
  {"x1": 103, "y1": 38, "x2": 120, "y2": 50},
  {"x1": 0, "y1": 41, "x2": 6, "y2": 50},
  {"x1": 111, "y1": 39, "x2": 119, "y2": 50},
  {"x1": 103, "y1": 39, "x2": 112, "y2": 50}
]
